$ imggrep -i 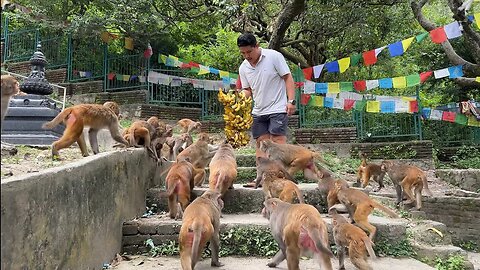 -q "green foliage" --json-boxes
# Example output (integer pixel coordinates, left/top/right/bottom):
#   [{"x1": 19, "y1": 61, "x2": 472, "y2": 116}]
[
  {"x1": 370, "y1": 145, "x2": 417, "y2": 159},
  {"x1": 457, "y1": 241, "x2": 479, "y2": 252},
  {"x1": 450, "y1": 145, "x2": 480, "y2": 169},
  {"x1": 304, "y1": 107, "x2": 355, "y2": 128},
  {"x1": 145, "y1": 239, "x2": 179, "y2": 256},
  {"x1": 220, "y1": 227, "x2": 278, "y2": 257},
  {"x1": 322, "y1": 151, "x2": 360, "y2": 175},
  {"x1": 119, "y1": 119, "x2": 133, "y2": 129},
  {"x1": 373, "y1": 237, "x2": 416, "y2": 257},
  {"x1": 434, "y1": 255, "x2": 465, "y2": 270}
]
